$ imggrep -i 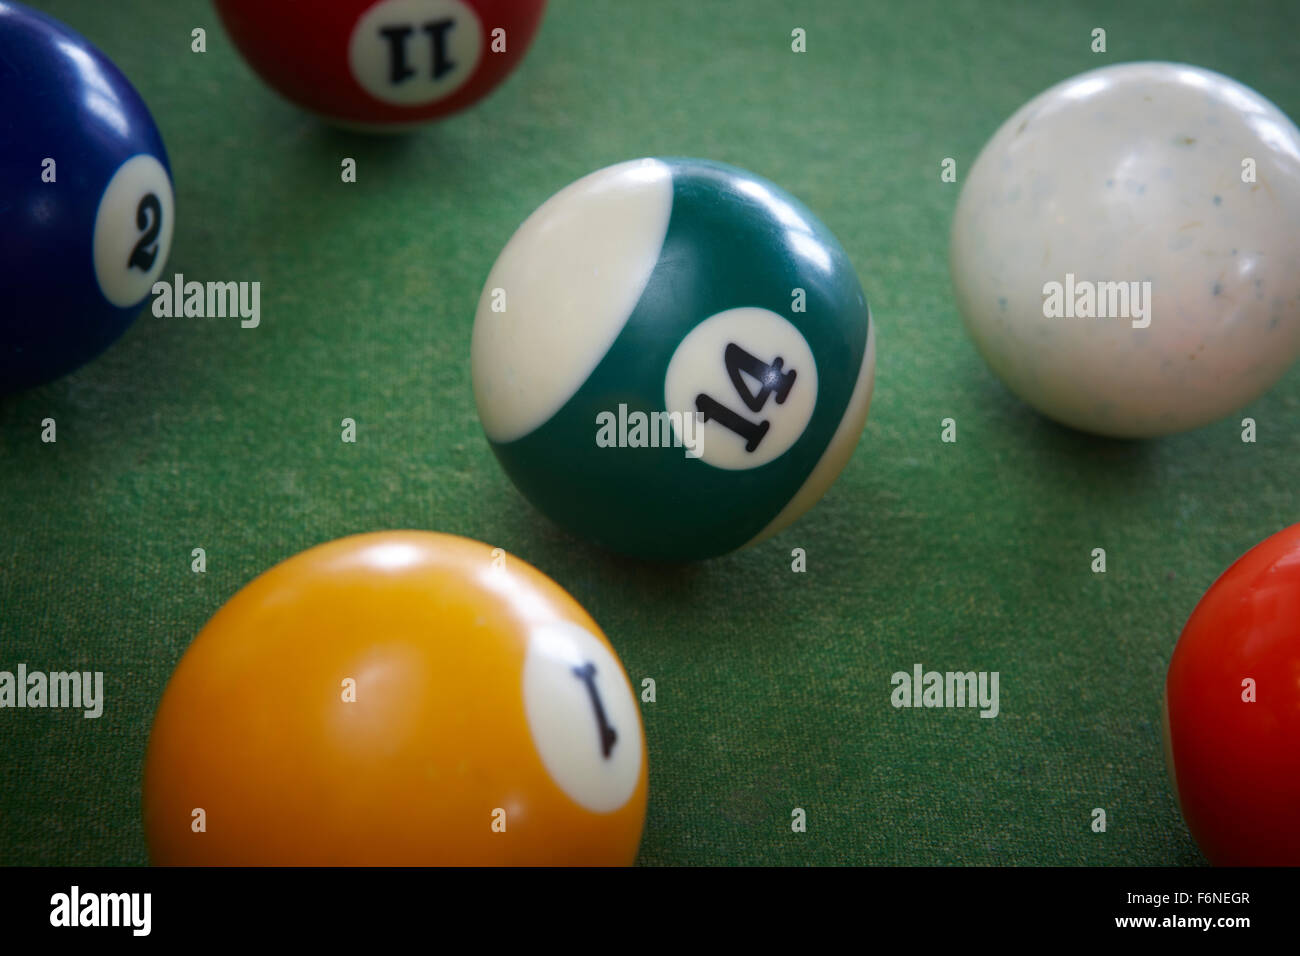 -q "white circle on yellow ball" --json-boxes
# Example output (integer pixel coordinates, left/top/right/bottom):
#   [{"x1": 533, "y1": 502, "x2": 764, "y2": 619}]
[
  {"x1": 348, "y1": 0, "x2": 483, "y2": 106},
  {"x1": 522, "y1": 622, "x2": 643, "y2": 814},
  {"x1": 91, "y1": 154, "x2": 174, "y2": 309},
  {"x1": 664, "y1": 307, "x2": 819, "y2": 470}
]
